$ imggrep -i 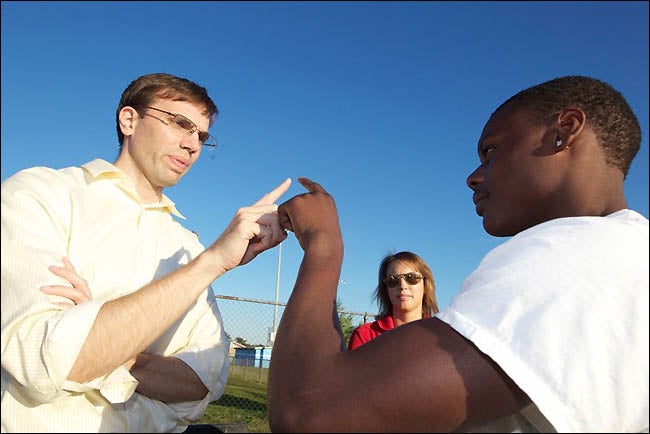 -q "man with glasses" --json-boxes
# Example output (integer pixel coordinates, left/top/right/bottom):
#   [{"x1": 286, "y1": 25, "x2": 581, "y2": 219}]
[{"x1": 1, "y1": 73, "x2": 291, "y2": 432}]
